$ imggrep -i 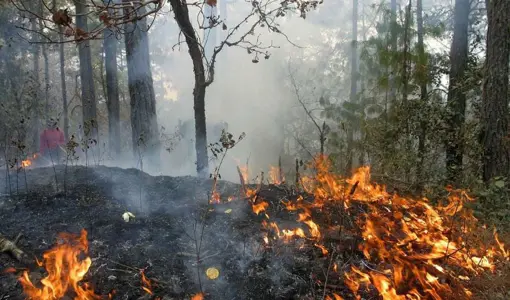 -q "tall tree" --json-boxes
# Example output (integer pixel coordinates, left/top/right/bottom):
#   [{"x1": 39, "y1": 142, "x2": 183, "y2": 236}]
[
  {"x1": 41, "y1": 18, "x2": 50, "y2": 120},
  {"x1": 104, "y1": 2, "x2": 121, "y2": 157},
  {"x1": 30, "y1": 4, "x2": 41, "y2": 152},
  {"x1": 346, "y1": 0, "x2": 358, "y2": 174},
  {"x1": 169, "y1": 0, "x2": 209, "y2": 177},
  {"x1": 445, "y1": 0, "x2": 470, "y2": 184},
  {"x1": 389, "y1": 0, "x2": 397, "y2": 106},
  {"x1": 415, "y1": 0, "x2": 427, "y2": 190},
  {"x1": 52, "y1": 0, "x2": 69, "y2": 140},
  {"x1": 74, "y1": 0, "x2": 98, "y2": 143},
  {"x1": 123, "y1": 1, "x2": 160, "y2": 170},
  {"x1": 480, "y1": 0, "x2": 510, "y2": 182}
]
